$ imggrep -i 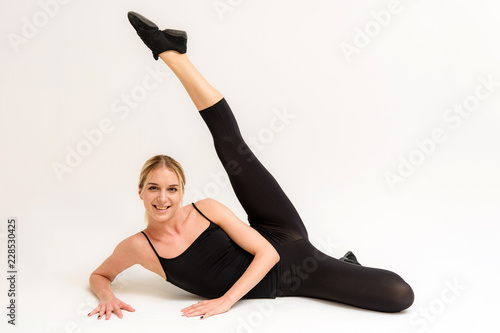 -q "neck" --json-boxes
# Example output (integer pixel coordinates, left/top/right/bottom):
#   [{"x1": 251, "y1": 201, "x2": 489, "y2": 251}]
[{"x1": 145, "y1": 205, "x2": 187, "y2": 237}]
